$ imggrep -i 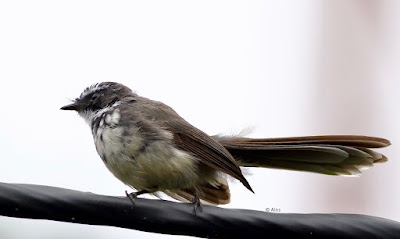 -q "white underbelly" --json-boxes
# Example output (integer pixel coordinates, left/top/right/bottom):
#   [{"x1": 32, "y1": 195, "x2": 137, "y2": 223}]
[{"x1": 95, "y1": 127, "x2": 199, "y2": 191}]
